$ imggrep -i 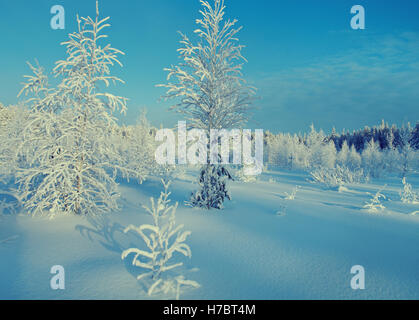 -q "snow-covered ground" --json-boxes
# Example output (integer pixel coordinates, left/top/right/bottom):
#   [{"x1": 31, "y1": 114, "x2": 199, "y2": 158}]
[{"x1": 1, "y1": 170, "x2": 418, "y2": 300}]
